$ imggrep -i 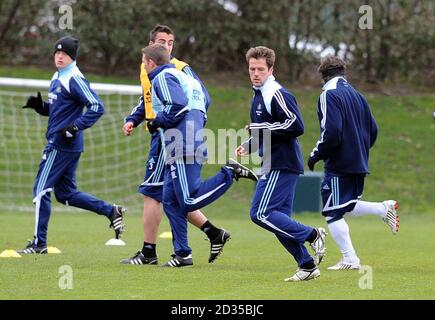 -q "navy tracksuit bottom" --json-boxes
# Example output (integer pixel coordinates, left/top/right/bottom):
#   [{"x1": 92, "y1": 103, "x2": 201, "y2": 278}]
[
  {"x1": 162, "y1": 158, "x2": 234, "y2": 256},
  {"x1": 250, "y1": 170, "x2": 314, "y2": 267},
  {"x1": 32, "y1": 145, "x2": 113, "y2": 246}
]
